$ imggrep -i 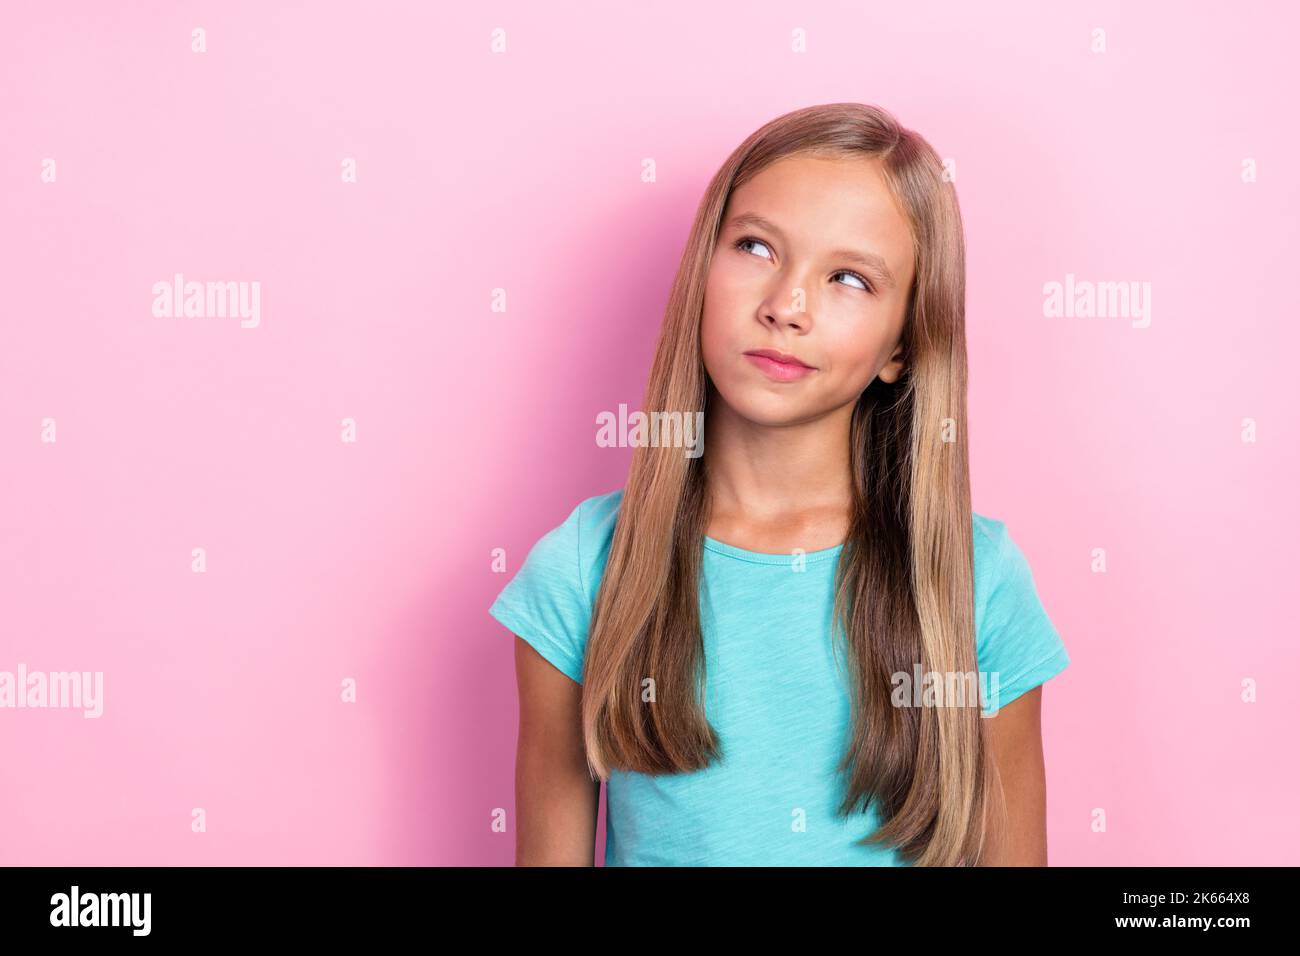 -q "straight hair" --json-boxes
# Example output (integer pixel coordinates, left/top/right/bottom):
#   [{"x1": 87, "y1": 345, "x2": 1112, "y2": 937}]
[{"x1": 579, "y1": 103, "x2": 1005, "y2": 866}]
